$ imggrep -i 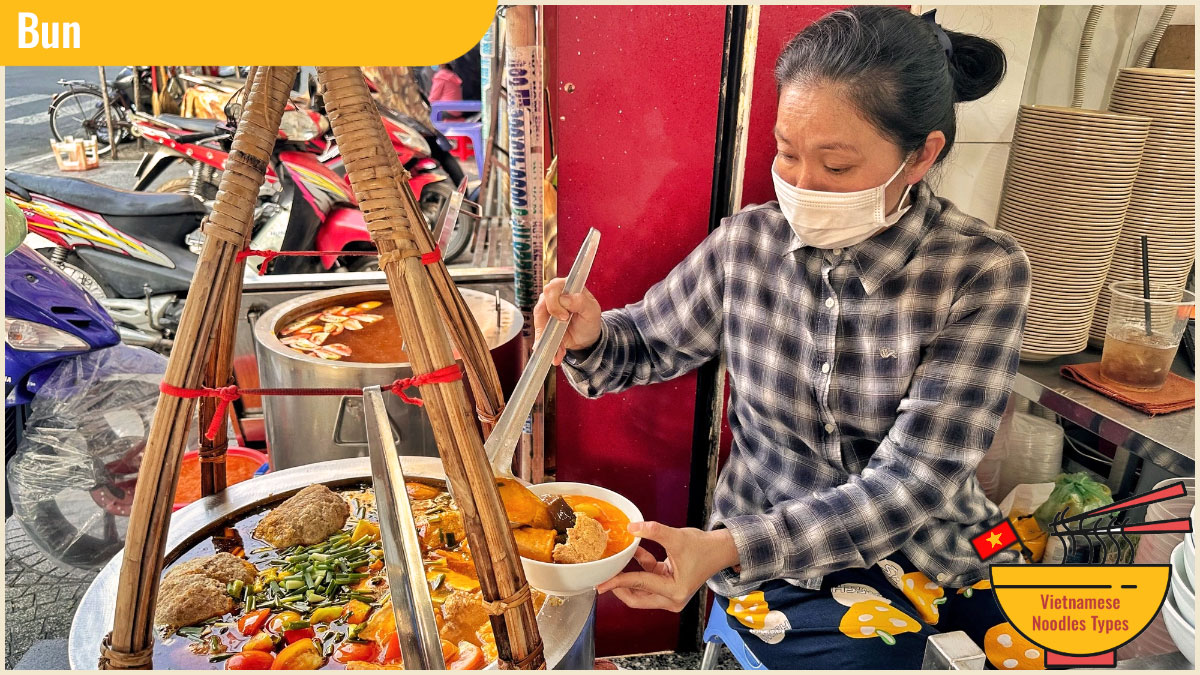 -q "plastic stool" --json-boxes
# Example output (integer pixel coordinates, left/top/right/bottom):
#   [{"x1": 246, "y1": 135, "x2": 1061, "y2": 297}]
[
  {"x1": 430, "y1": 100, "x2": 484, "y2": 176},
  {"x1": 700, "y1": 602, "x2": 767, "y2": 669}
]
